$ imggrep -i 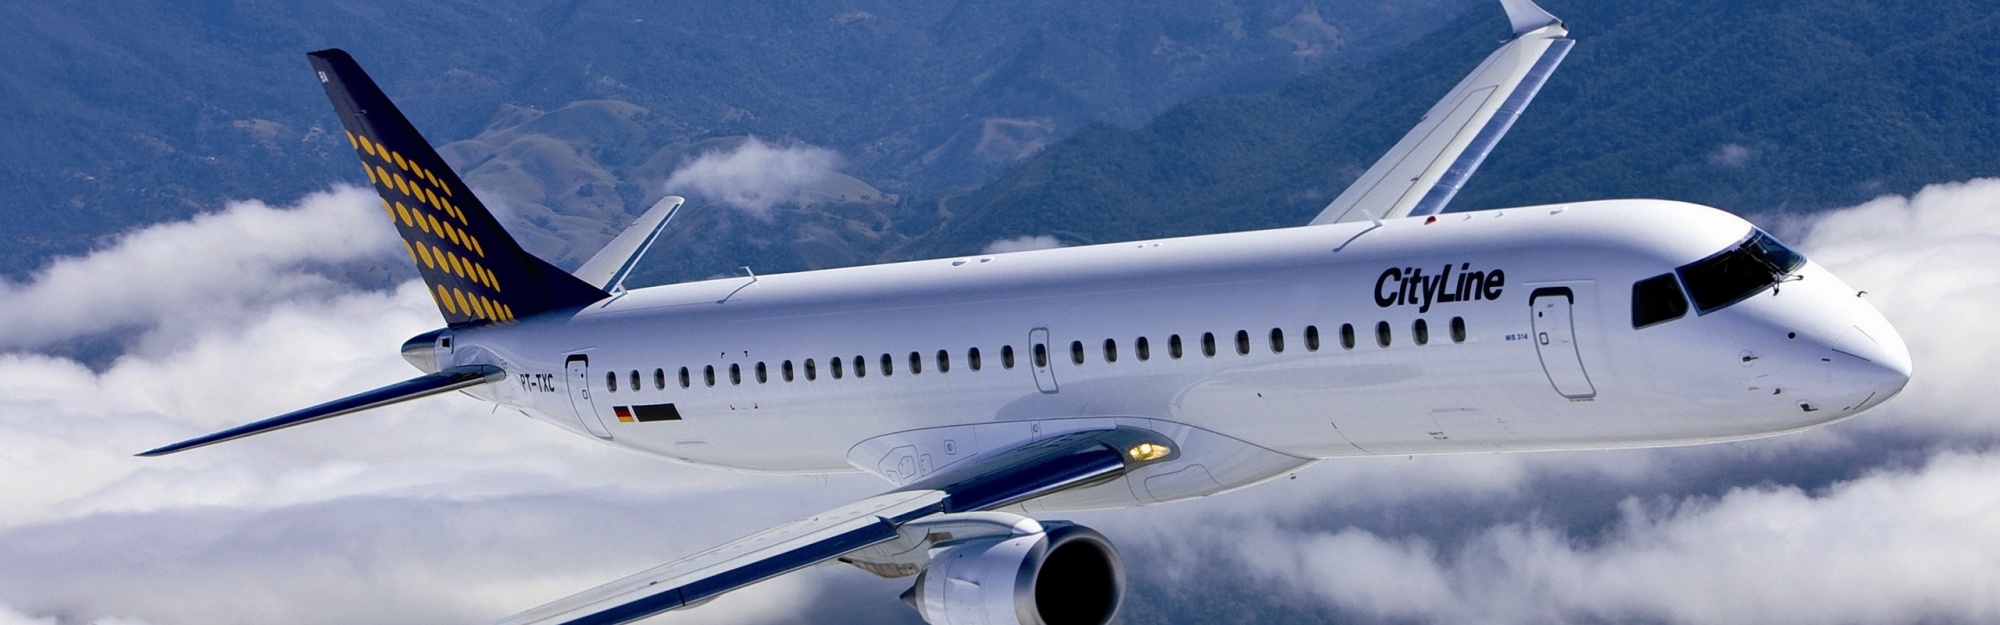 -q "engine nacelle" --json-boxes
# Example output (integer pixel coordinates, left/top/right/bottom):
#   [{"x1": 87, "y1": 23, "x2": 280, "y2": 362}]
[{"x1": 906, "y1": 523, "x2": 1124, "y2": 625}]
